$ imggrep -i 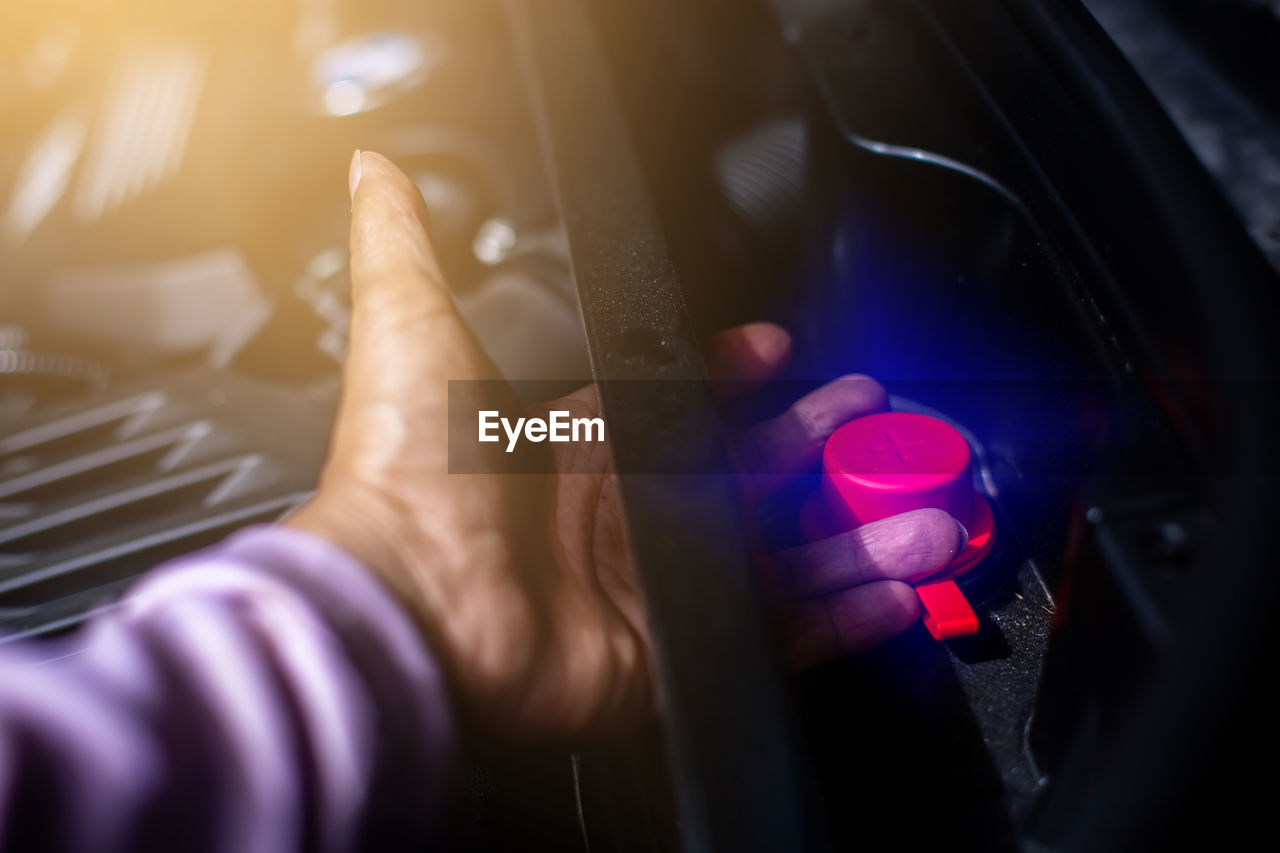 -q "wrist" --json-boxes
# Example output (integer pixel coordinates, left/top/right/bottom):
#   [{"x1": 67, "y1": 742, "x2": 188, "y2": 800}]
[{"x1": 285, "y1": 487, "x2": 426, "y2": 628}]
